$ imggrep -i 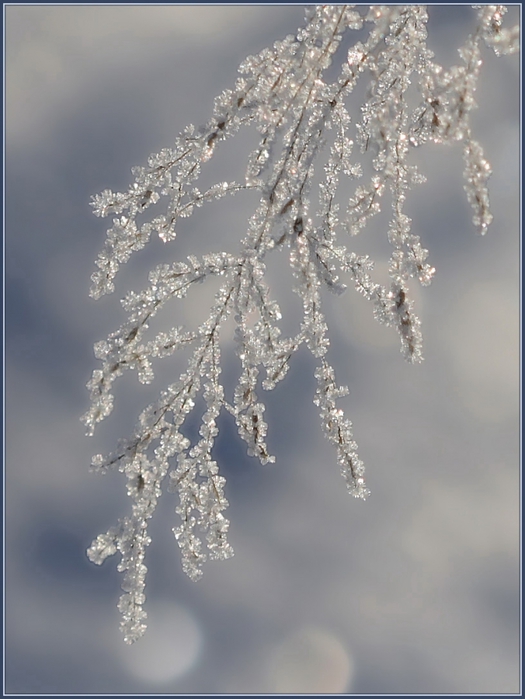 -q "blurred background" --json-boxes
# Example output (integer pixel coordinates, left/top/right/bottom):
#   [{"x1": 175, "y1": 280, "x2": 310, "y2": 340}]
[{"x1": 5, "y1": 5, "x2": 520, "y2": 694}]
